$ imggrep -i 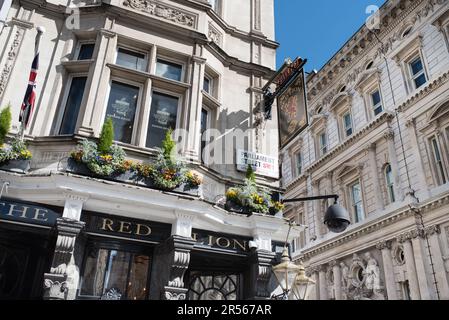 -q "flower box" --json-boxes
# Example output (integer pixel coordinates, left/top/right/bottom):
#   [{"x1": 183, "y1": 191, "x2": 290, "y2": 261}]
[
  {"x1": 225, "y1": 200, "x2": 250, "y2": 215},
  {"x1": 173, "y1": 183, "x2": 202, "y2": 197},
  {"x1": 110, "y1": 170, "x2": 137, "y2": 183},
  {"x1": 0, "y1": 159, "x2": 31, "y2": 173},
  {"x1": 66, "y1": 158, "x2": 92, "y2": 176}
]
